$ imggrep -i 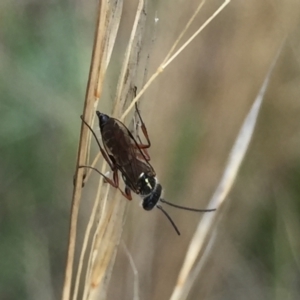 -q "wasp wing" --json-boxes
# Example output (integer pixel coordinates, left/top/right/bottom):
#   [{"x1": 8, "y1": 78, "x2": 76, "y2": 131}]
[{"x1": 101, "y1": 117, "x2": 154, "y2": 192}]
